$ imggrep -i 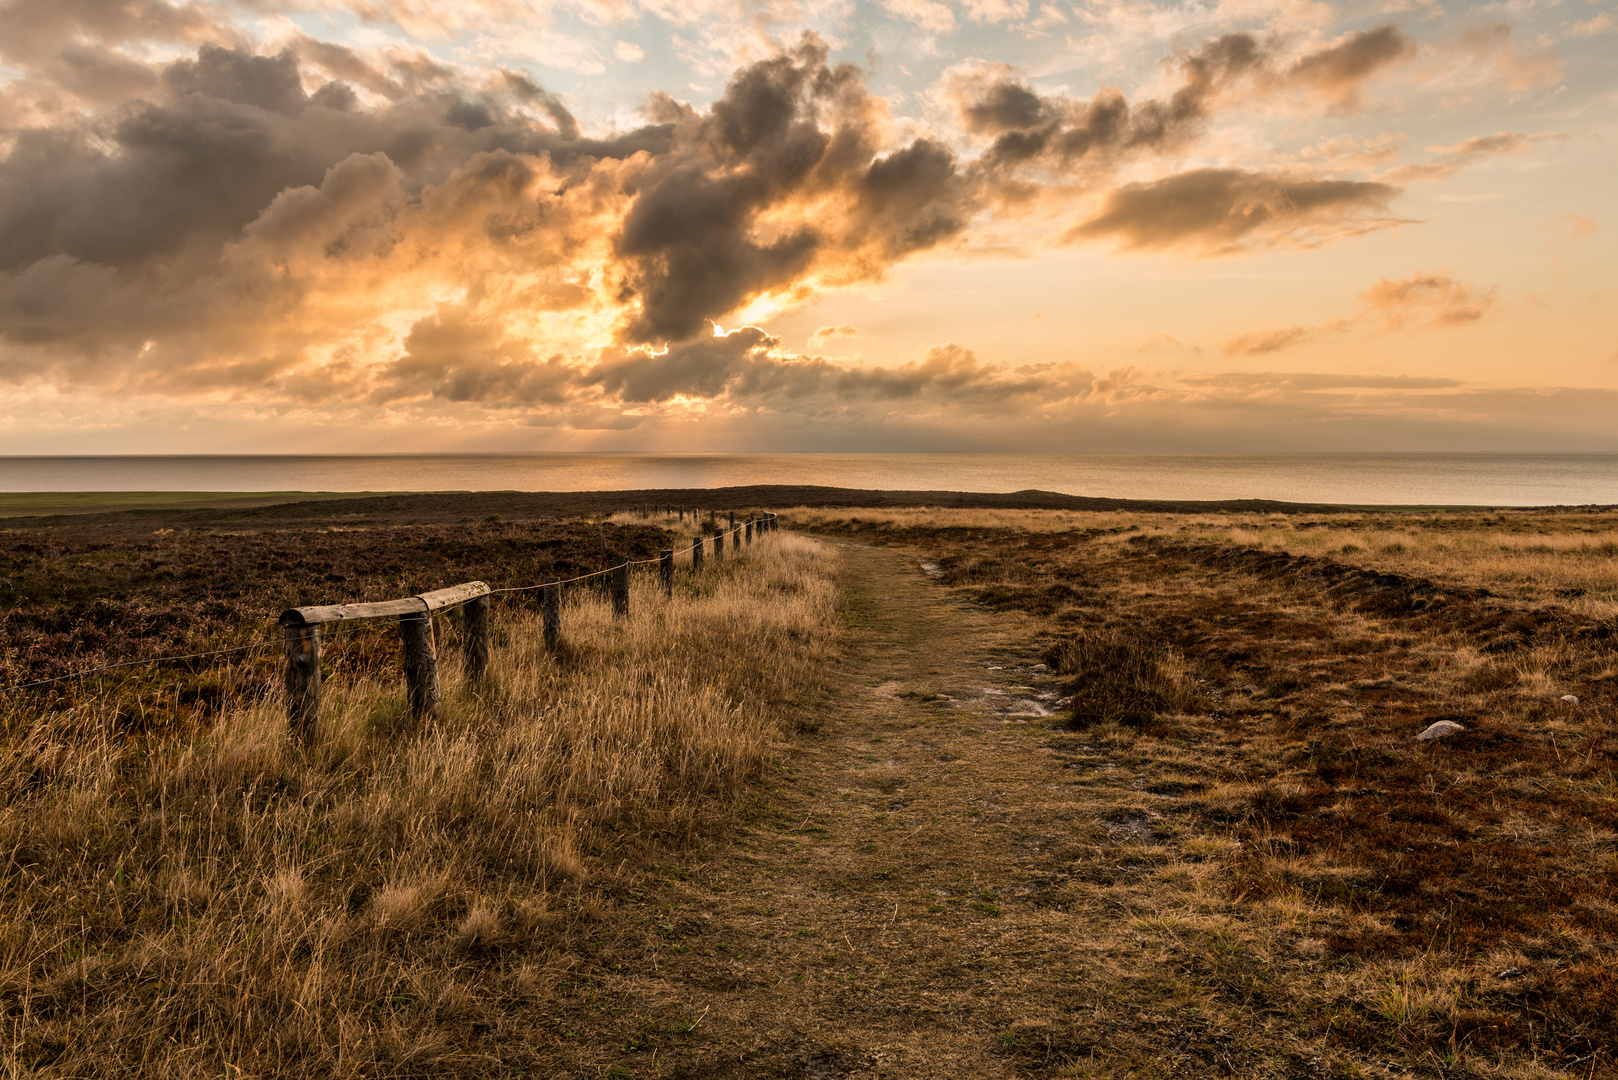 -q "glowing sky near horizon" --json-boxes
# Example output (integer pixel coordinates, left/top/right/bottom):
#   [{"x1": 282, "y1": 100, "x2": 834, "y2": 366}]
[{"x1": 0, "y1": 0, "x2": 1614, "y2": 453}]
